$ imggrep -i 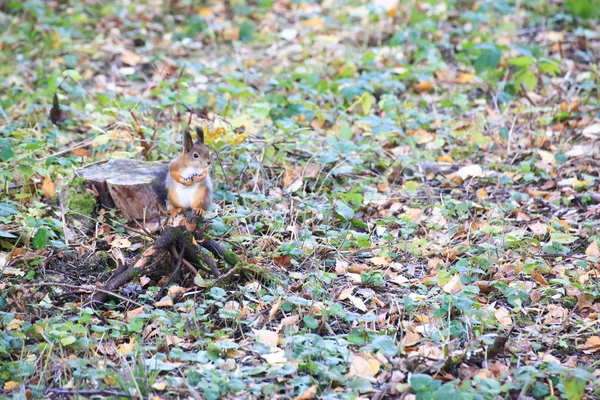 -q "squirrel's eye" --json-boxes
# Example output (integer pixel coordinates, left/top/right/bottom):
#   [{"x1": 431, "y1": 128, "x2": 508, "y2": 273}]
[{"x1": 193, "y1": 153, "x2": 199, "y2": 158}]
